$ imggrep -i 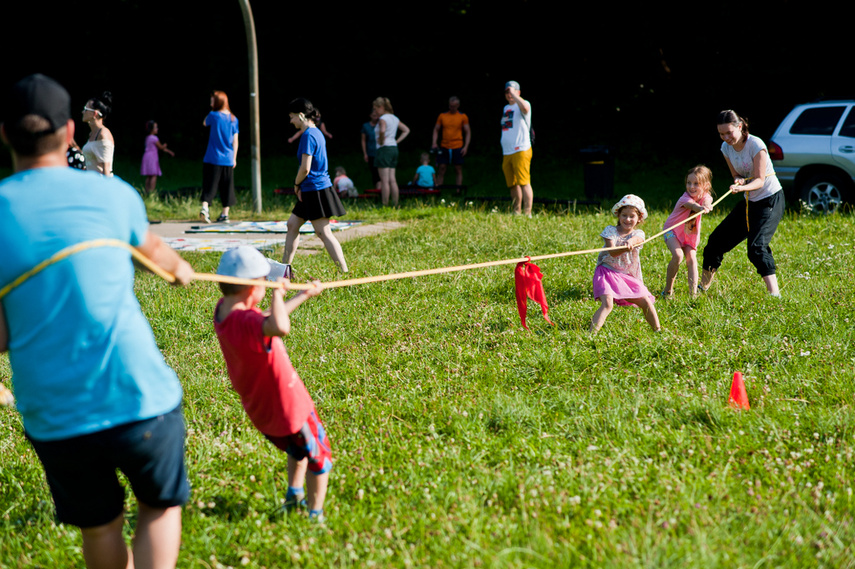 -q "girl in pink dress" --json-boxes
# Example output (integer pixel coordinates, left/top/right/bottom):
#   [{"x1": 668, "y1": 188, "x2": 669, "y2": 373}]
[
  {"x1": 661, "y1": 165, "x2": 714, "y2": 297},
  {"x1": 590, "y1": 194, "x2": 660, "y2": 333},
  {"x1": 140, "y1": 120, "x2": 175, "y2": 194}
]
